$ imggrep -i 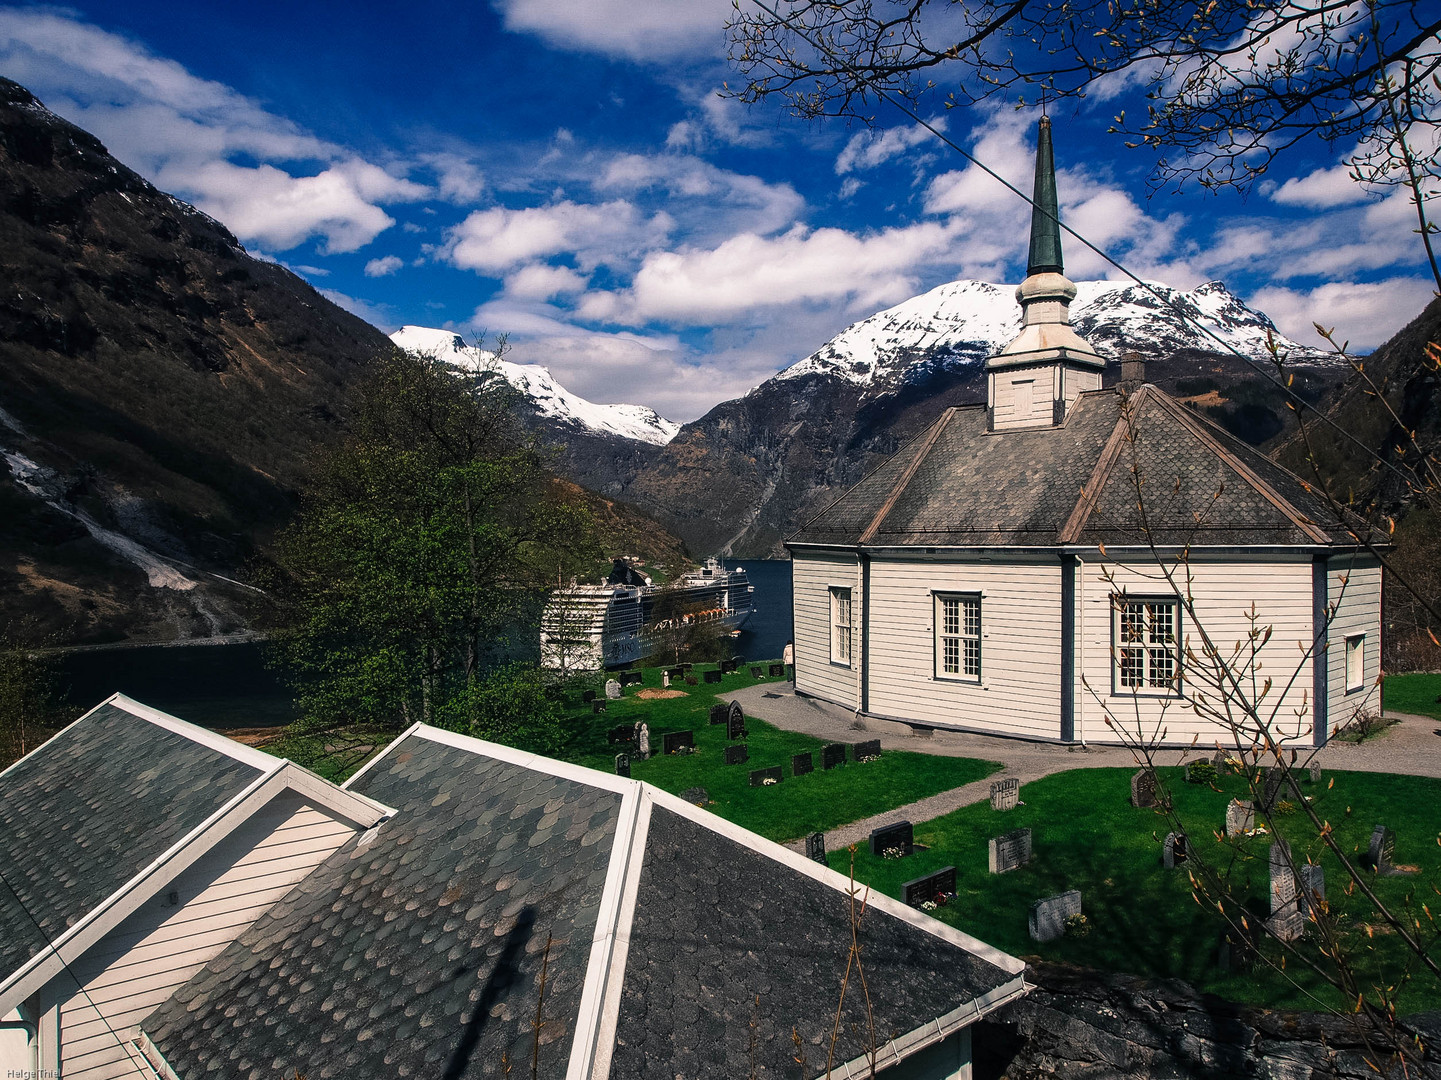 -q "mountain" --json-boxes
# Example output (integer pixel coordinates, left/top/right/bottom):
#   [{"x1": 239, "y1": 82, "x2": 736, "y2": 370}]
[
  {"x1": 619, "y1": 278, "x2": 1350, "y2": 559},
  {"x1": 390, "y1": 325, "x2": 677, "y2": 495},
  {"x1": 0, "y1": 77, "x2": 397, "y2": 643}
]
